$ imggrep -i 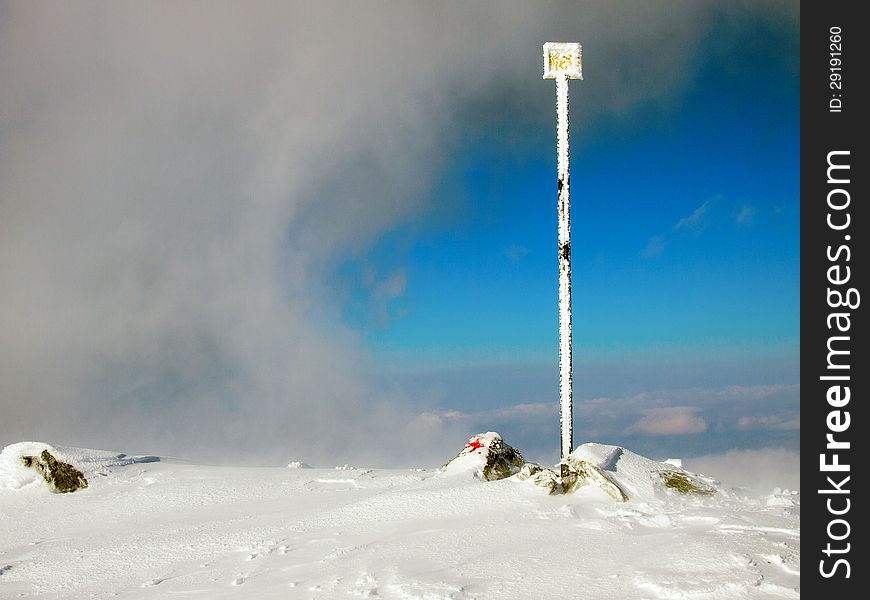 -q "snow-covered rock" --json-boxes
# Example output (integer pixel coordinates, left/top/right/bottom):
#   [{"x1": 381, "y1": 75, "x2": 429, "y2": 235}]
[
  {"x1": 286, "y1": 461, "x2": 312, "y2": 469},
  {"x1": 22, "y1": 449, "x2": 88, "y2": 493},
  {"x1": 1, "y1": 442, "x2": 159, "y2": 493},
  {"x1": 515, "y1": 462, "x2": 560, "y2": 494},
  {"x1": 442, "y1": 438, "x2": 716, "y2": 503},
  {"x1": 0, "y1": 442, "x2": 57, "y2": 490},
  {"x1": 573, "y1": 443, "x2": 716, "y2": 500},
  {"x1": 514, "y1": 460, "x2": 625, "y2": 500},
  {"x1": 562, "y1": 454, "x2": 628, "y2": 502},
  {"x1": 442, "y1": 432, "x2": 525, "y2": 481},
  {"x1": 1, "y1": 442, "x2": 89, "y2": 493}
]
